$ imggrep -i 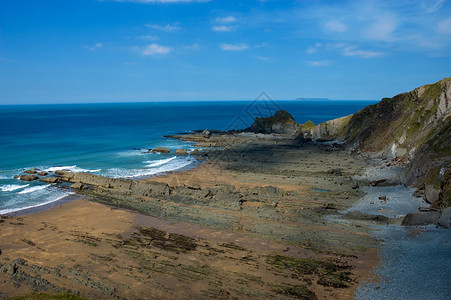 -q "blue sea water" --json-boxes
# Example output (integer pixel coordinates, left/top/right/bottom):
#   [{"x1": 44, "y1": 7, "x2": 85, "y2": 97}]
[{"x1": 0, "y1": 100, "x2": 377, "y2": 214}]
